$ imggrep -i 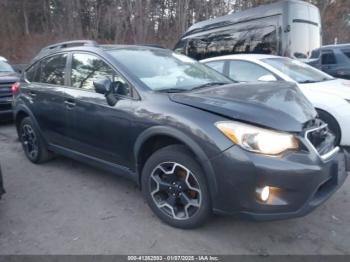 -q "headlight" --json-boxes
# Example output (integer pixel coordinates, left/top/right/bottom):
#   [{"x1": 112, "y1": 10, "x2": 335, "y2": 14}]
[{"x1": 215, "y1": 121, "x2": 299, "y2": 155}]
